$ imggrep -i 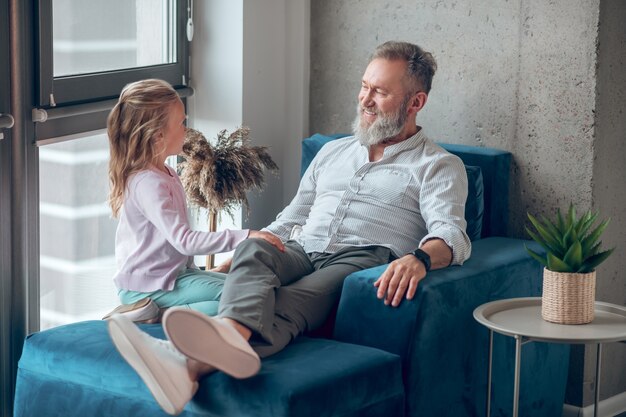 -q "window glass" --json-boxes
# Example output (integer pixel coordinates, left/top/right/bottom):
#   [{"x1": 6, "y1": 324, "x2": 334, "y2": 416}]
[
  {"x1": 38, "y1": 0, "x2": 188, "y2": 330},
  {"x1": 52, "y1": 0, "x2": 176, "y2": 77},
  {"x1": 39, "y1": 133, "x2": 118, "y2": 329},
  {"x1": 38, "y1": 133, "x2": 181, "y2": 330}
]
